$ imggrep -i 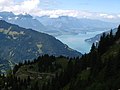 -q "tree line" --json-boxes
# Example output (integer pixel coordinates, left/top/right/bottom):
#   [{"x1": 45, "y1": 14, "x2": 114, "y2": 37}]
[{"x1": 0, "y1": 25, "x2": 120, "y2": 90}]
